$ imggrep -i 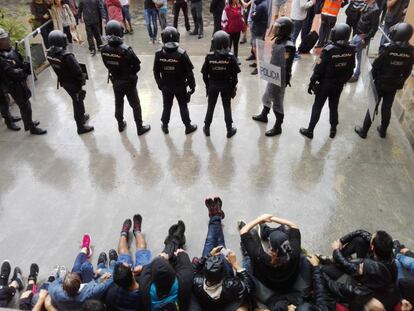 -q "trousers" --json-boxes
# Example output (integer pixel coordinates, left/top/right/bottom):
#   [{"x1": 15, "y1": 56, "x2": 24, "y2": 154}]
[
  {"x1": 173, "y1": 2, "x2": 191, "y2": 30},
  {"x1": 161, "y1": 88, "x2": 191, "y2": 126},
  {"x1": 204, "y1": 85, "x2": 233, "y2": 130},
  {"x1": 7, "y1": 83, "x2": 35, "y2": 130},
  {"x1": 113, "y1": 79, "x2": 143, "y2": 126},
  {"x1": 62, "y1": 83, "x2": 86, "y2": 127},
  {"x1": 191, "y1": 1, "x2": 203, "y2": 35}
]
